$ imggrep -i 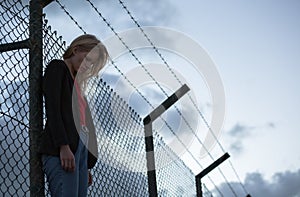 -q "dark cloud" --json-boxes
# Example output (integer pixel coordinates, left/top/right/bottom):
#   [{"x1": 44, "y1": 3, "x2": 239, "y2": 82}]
[
  {"x1": 228, "y1": 123, "x2": 252, "y2": 137},
  {"x1": 267, "y1": 122, "x2": 276, "y2": 128},
  {"x1": 226, "y1": 122, "x2": 276, "y2": 154},
  {"x1": 212, "y1": 169, "x2": 300, "y2": 197},
  {"x1": 226, "y1": 123, "x2": 253, "y2": 154},
  {"x1": 229, "y1": 141, "x2": 243, "y2": 153}
]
